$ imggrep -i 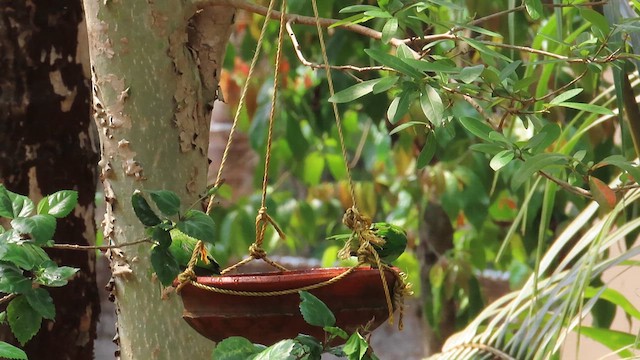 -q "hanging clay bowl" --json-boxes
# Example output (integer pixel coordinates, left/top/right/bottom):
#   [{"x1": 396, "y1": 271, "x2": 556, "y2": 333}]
[{"x1": 177, "y1": 266, "x2": 398, "y2": 345}]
